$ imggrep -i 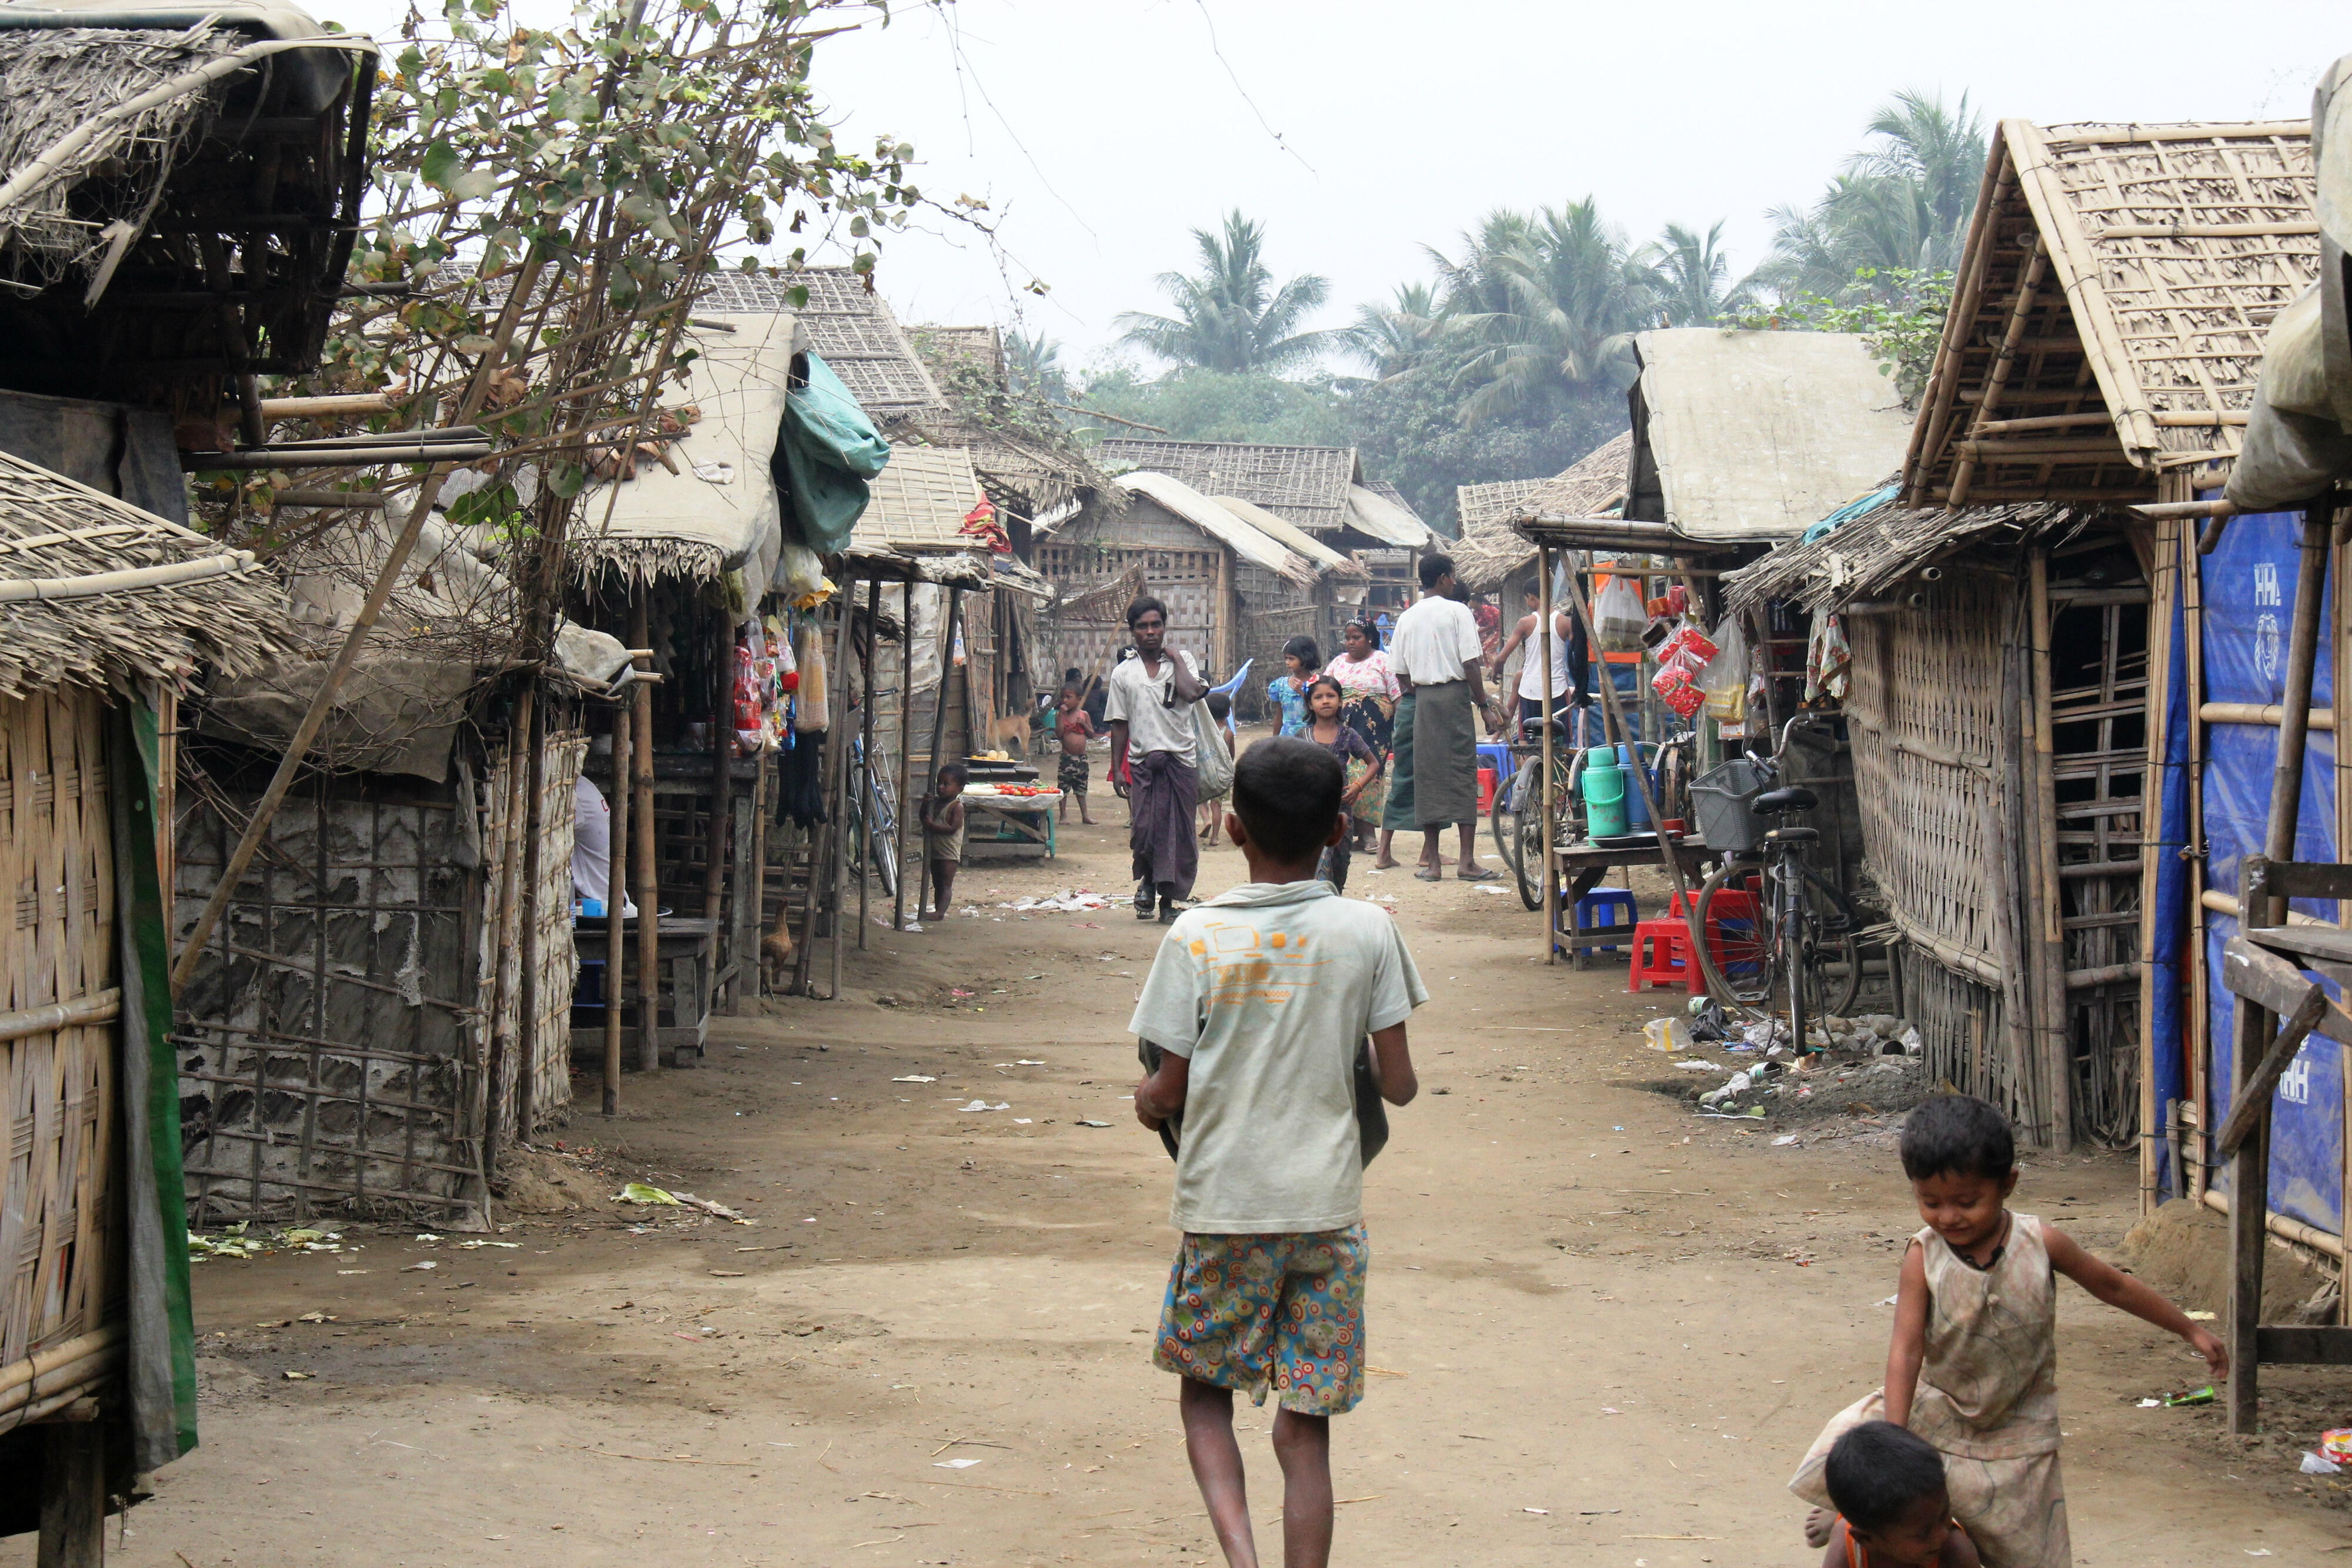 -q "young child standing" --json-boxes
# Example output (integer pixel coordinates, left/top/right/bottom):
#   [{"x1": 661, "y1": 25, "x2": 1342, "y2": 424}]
[
  {"x1": 1304, "y1": 676, "x2": 1381, "y2": 895},
  {"x1": 1131, "y1": 736, "x2": 1425, "y2": 1568},
  {"x1": 1055, "y1": 687, "x2": 1096, "y2": 826},
  {"x1": 1791, "y1": 1094, "x2": 2227, "y2": 1567},
  {"x1": 920, "y1": 762, "x2": 968, "y2": 921}
]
